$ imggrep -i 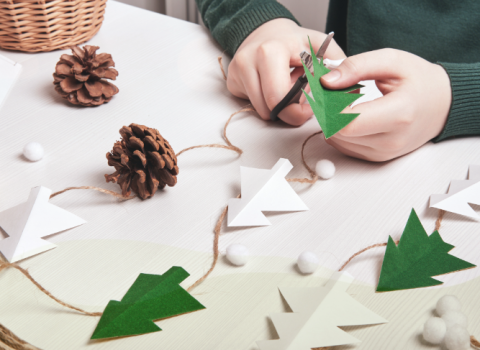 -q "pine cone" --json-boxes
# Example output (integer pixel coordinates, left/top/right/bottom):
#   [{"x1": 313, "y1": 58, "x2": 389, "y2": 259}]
[
  {"x1": 53, "y1": 45, "x2": 119, "y2": 106},
  {"x1": 105, "y1": 124, "x2": 179, "y2": 199}
]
